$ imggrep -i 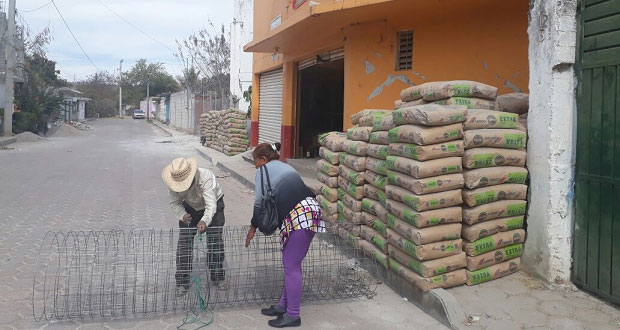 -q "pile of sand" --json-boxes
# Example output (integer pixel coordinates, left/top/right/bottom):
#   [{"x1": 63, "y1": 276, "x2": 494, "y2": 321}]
[
  {"x1": 51, "y1": 124, "x2": 87, "y2": 137},
  {"x1": 16, "y1": 131, "x2": 44, "y2": 142}
]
